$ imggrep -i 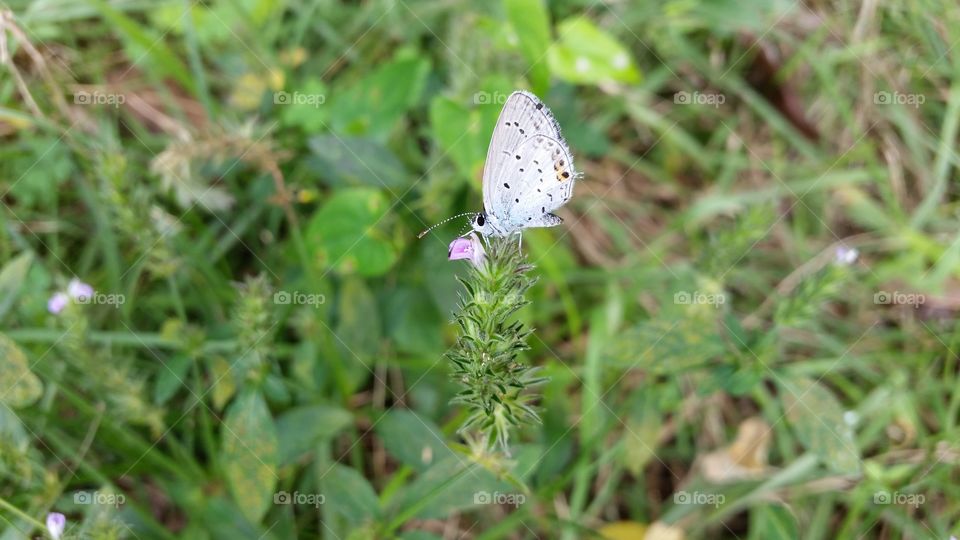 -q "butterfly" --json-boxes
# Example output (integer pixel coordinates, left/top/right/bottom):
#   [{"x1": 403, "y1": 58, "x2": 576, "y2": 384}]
[{"x1": 420, "y1": 91, "x2": 578, "y2": 239}]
